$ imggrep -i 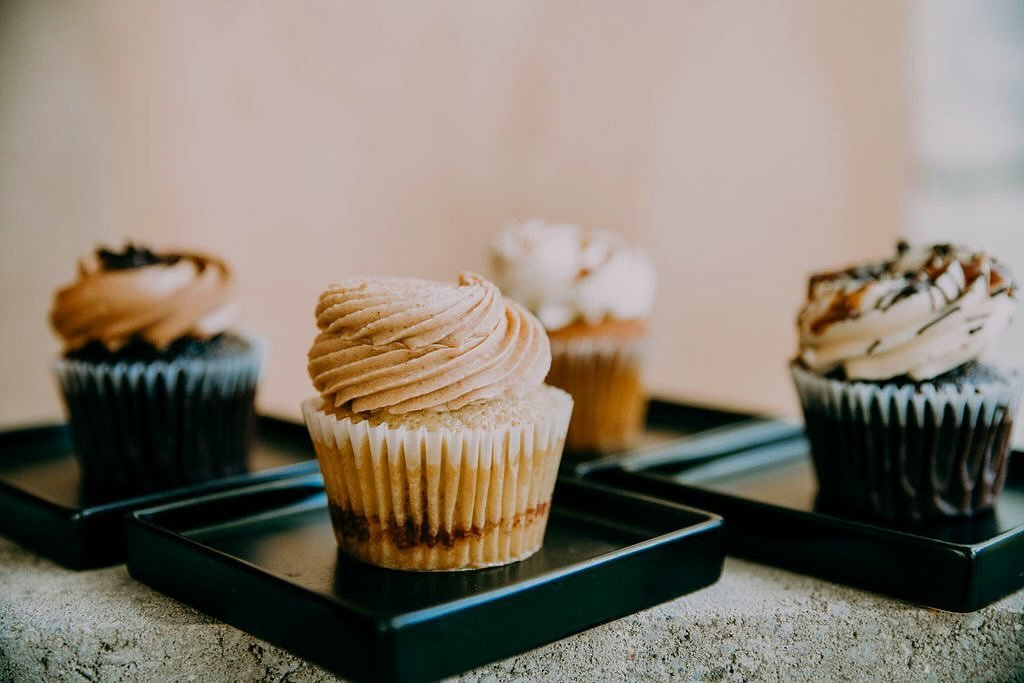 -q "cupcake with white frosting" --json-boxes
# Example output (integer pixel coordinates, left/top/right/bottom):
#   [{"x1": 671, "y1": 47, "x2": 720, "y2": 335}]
[
  {"x1": 492, "y1": 220, "x2": 655, "y2": 452},
  {"x1": 302, "y1": 272, "x2": 572, "y2": 570},
  {"x1": 793, "y1": 242, "x2": 1020, "y2": 521},
  {"x1": 50, "y1": 244, "x2": 261, "y2": 496}
]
